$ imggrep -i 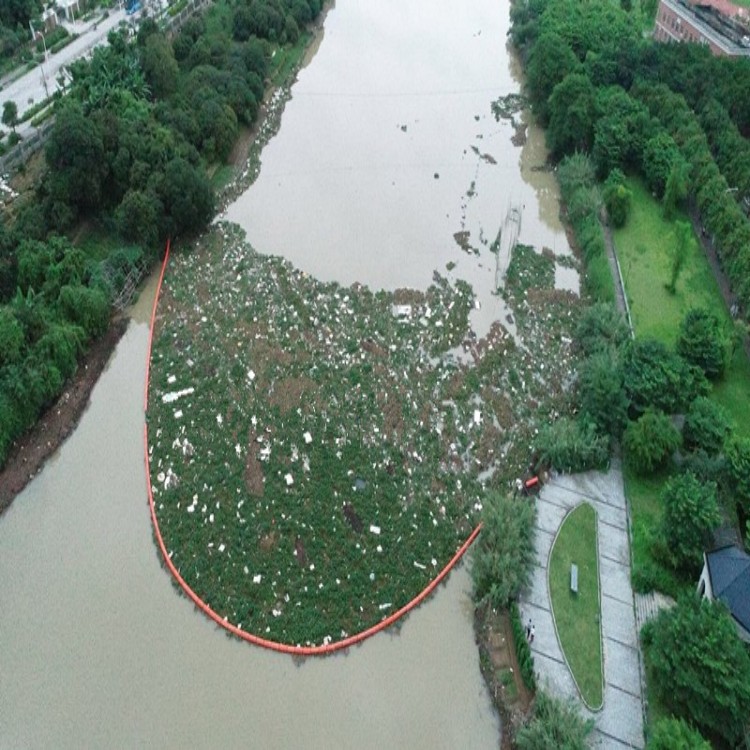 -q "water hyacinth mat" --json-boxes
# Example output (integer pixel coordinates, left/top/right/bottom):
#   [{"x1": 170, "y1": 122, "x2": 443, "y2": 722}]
[{"x1": 147, "y1": 223, "x2": 580, "y2": 646}]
